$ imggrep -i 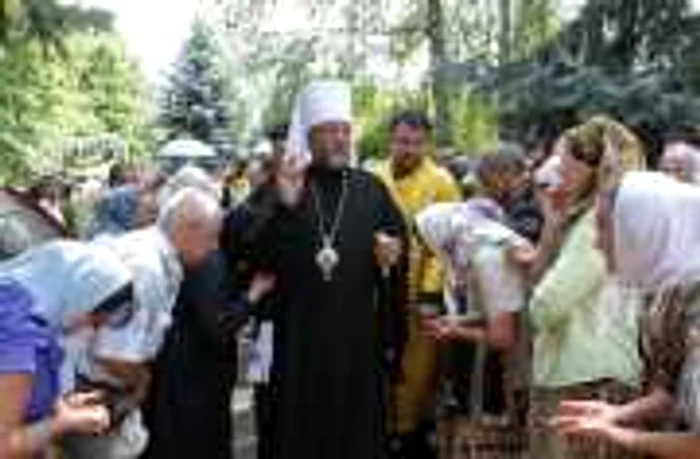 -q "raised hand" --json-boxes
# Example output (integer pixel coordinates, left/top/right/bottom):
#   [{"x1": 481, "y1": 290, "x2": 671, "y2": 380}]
[{"x1": 248, "y1": 272, "x2": 276, "y2": 304}]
